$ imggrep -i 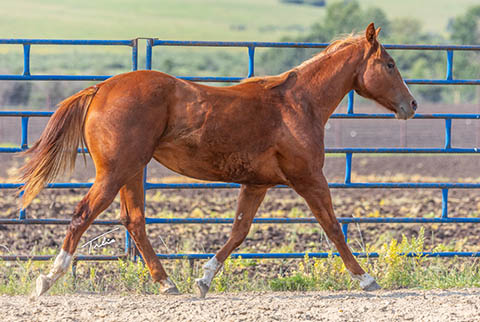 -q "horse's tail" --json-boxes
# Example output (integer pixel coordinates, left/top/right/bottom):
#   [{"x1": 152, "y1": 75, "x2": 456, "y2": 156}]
[{"x1": 19, "y1": 85, "x2": 100, "y2": 208}]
